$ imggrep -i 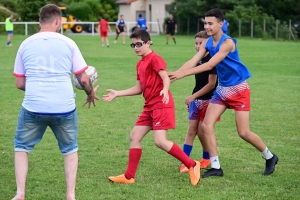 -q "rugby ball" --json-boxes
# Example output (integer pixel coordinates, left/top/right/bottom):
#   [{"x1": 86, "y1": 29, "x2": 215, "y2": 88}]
[{"x1": 73, "y1": 66, "x2": 98, "y2": 90}]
